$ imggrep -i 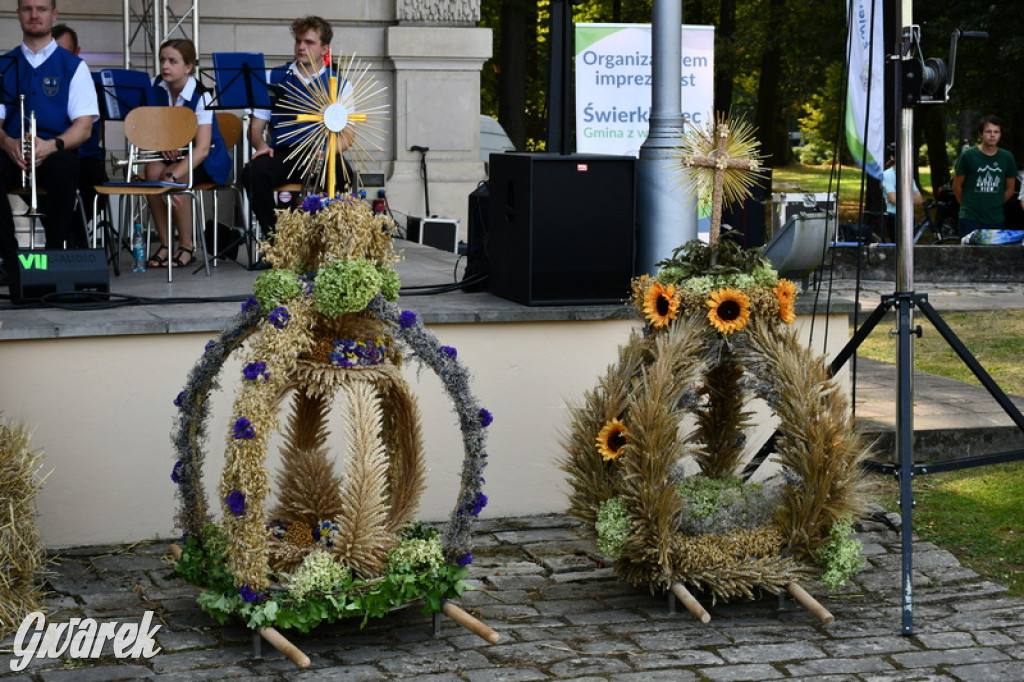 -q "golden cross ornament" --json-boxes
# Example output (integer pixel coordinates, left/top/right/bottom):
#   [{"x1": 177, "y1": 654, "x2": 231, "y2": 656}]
[{"x1": 675, "y1": 114, "x2": 766, "y2": 246}]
